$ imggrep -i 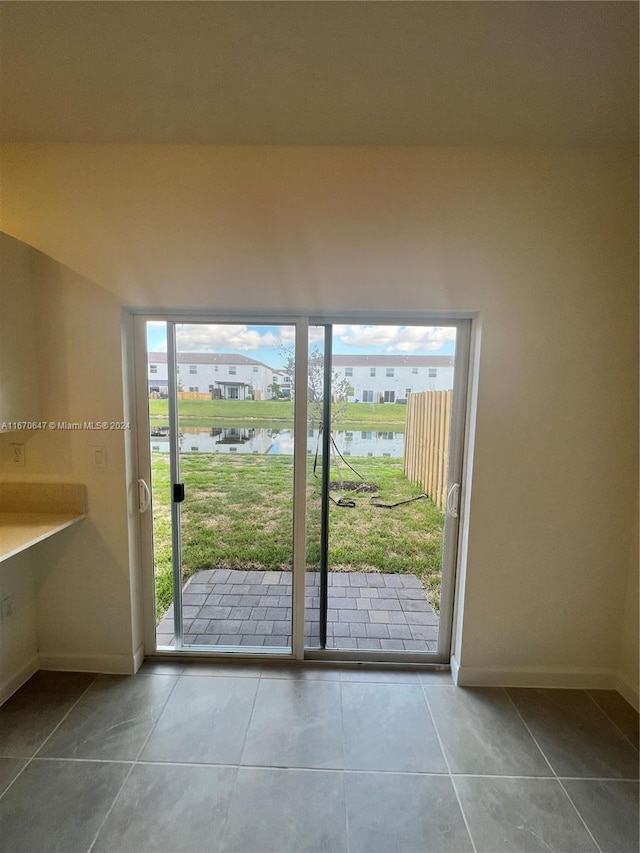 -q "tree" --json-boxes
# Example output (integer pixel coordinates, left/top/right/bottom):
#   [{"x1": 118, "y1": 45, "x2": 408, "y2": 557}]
[
  {"x1": 268, "y1": 381, "x2": 281, "y2": 399},
  {"x1": 279, "y1": 344, "x2": 351, "y2": 426}
]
